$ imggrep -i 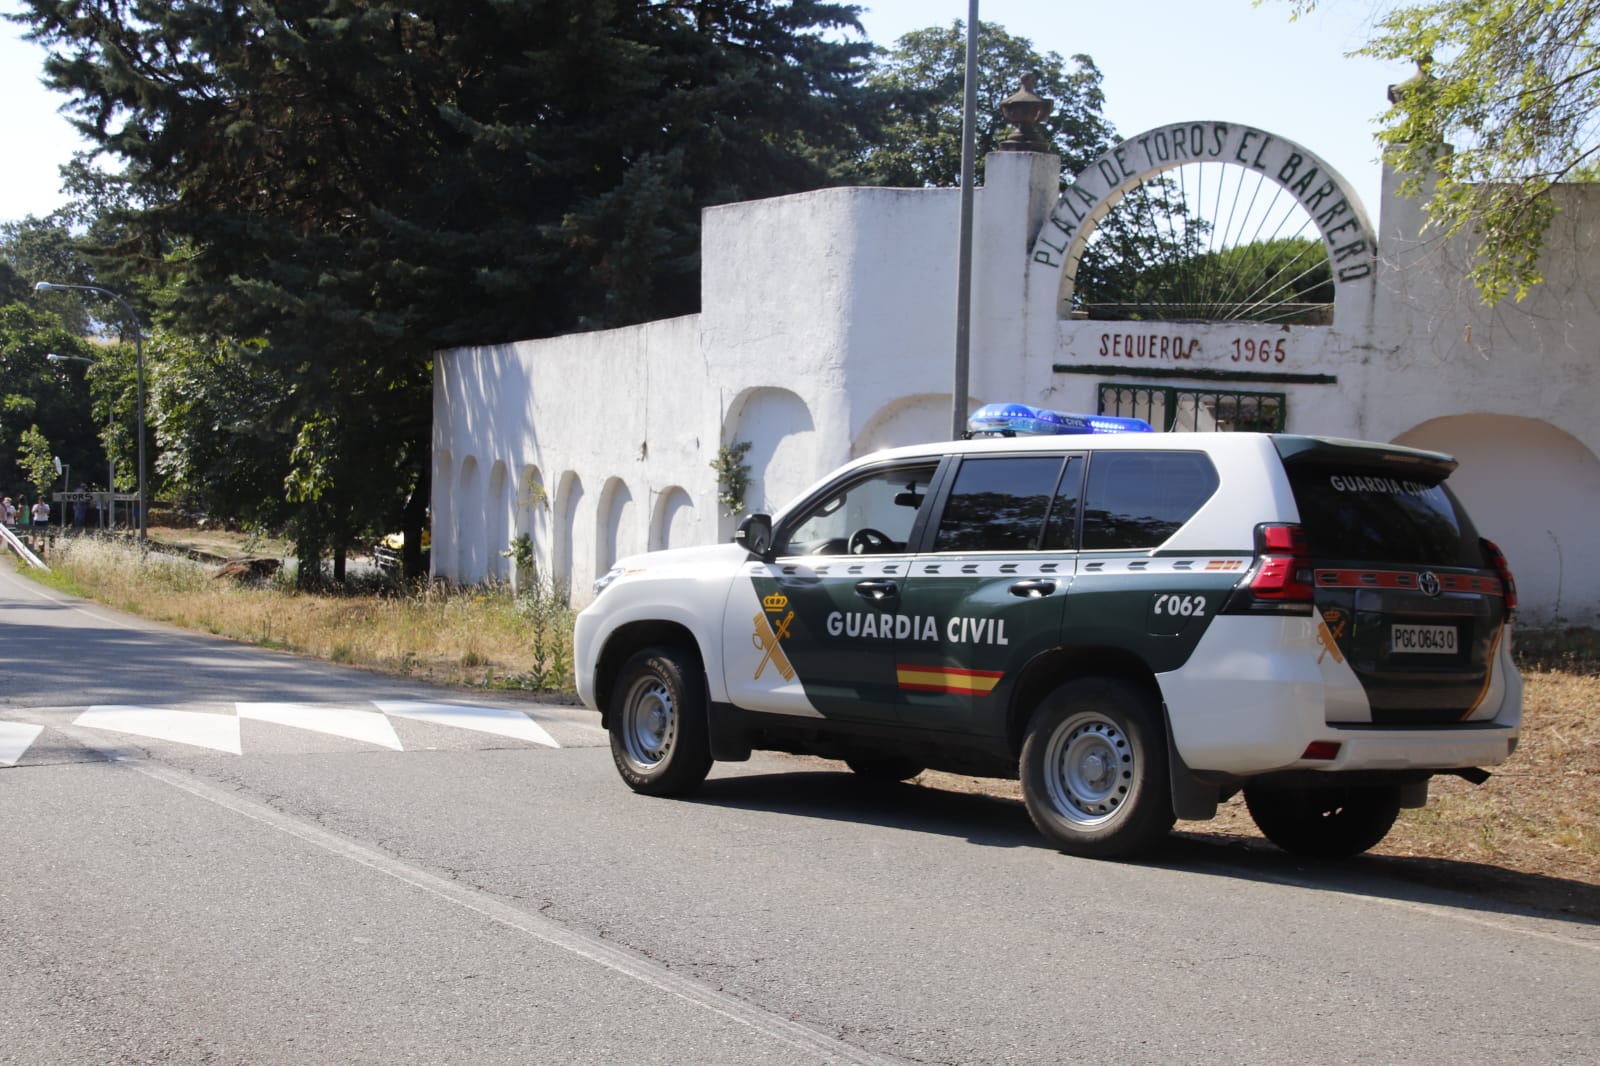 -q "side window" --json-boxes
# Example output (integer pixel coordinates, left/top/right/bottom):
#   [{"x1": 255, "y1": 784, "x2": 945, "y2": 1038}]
[
  {"x1": 776, "y1": 463, "x2": 938, "y2": 556},
  {"x1": 933, "y1": 456, "x2": 1069, "y2": 552},
  {"x1": 1081, "y1": 451, "x2": 1220, "y2": 550}
]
